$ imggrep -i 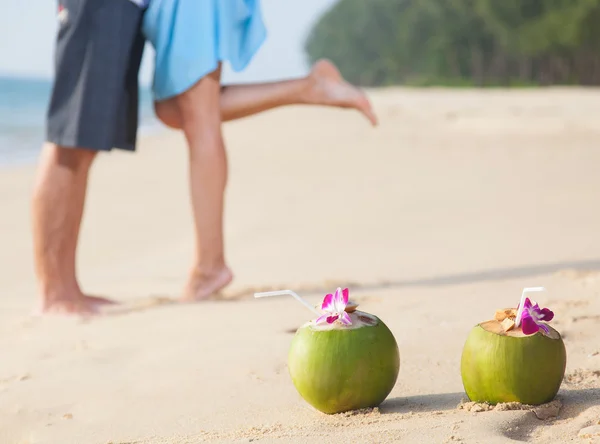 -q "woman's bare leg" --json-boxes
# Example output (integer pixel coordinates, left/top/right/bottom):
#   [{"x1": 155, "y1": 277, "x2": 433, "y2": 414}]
[
  {"x1": 155, "y1": 59, "x2": 378, "y2": 128},
  {"x1": 175, "y1": 64, "x2": 233, "y2": 301}
]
